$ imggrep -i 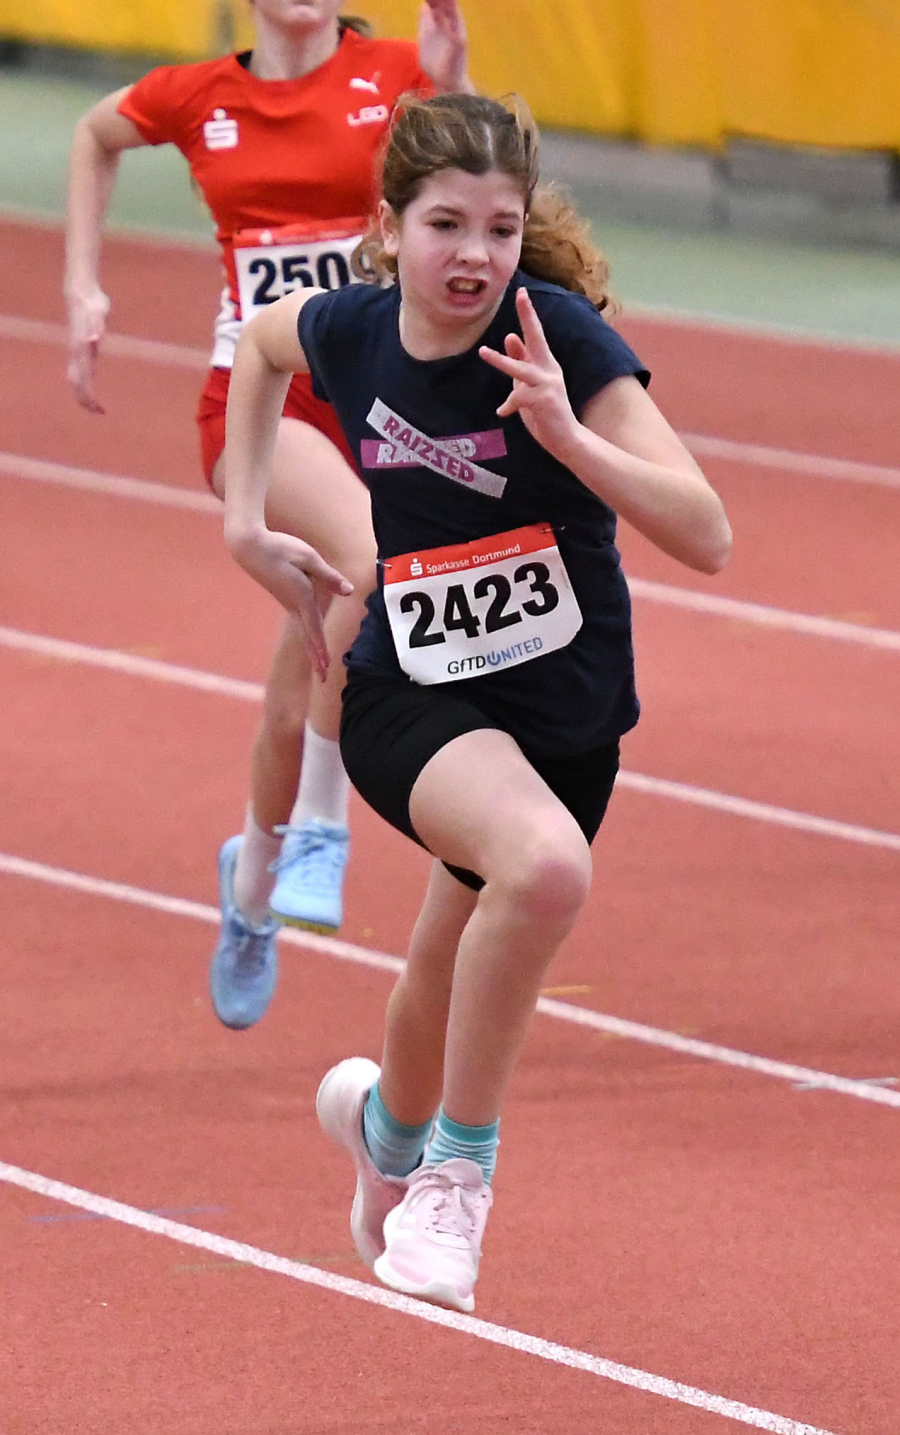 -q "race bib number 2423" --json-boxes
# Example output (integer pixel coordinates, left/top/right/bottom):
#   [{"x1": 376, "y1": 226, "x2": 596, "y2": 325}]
[{"x1": 382, "y1": 524, "x2": 583, "y2": 686}]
